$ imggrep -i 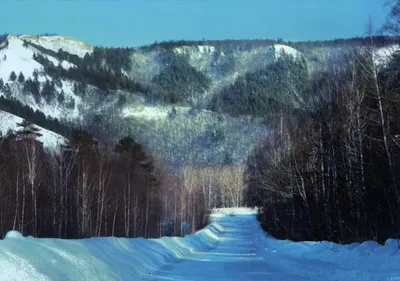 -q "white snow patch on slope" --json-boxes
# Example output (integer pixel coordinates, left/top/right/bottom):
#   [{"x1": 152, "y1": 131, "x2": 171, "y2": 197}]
[
  {"x1": 375, "y1": 45, "x2": 400, "y2": 65},
  {"x1": 0, "y1": 36, "x2": 43, "y2": 81},
  {"x1": 60, "y1": 60, "x2": 76, "y2": 69},
  {"x1": 274, "y1": 44, "x2": 299, "y2": 59},
  {"x1": 198, "y1": 45, "x2": 215, "y2": 54},
  {"x1": 41, "y1": 54, "x2": 75, "y2": 69},
  {"x1": 122, "y1": 105, "x2": 169, "y2": 120},
  {"x1": 20, "y1": 35, "x2": 93, "y2": 58},
  {"x1": 0, "y1": 110, "x2": 65, "y2": 148}
]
